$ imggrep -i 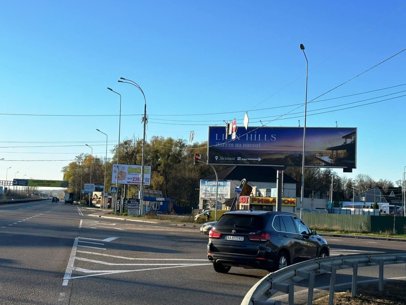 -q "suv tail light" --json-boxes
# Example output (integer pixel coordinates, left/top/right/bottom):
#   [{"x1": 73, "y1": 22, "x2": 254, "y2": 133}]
[
  {"x1": 249, "y1": 232, "x2": 271, "y2": 242},
  {"x1": 209, "y1": 228, "x2": 222, "y2": 239}
]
